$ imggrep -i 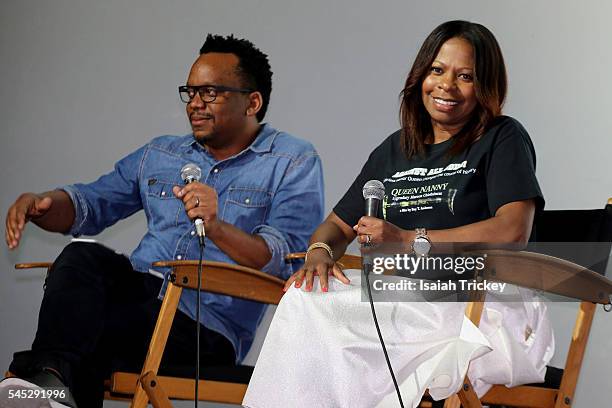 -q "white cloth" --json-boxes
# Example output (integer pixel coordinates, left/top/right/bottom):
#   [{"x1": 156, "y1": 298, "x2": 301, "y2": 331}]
[{"x1": 243, "y1": 271, "x2": 554, "y2": 408}]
